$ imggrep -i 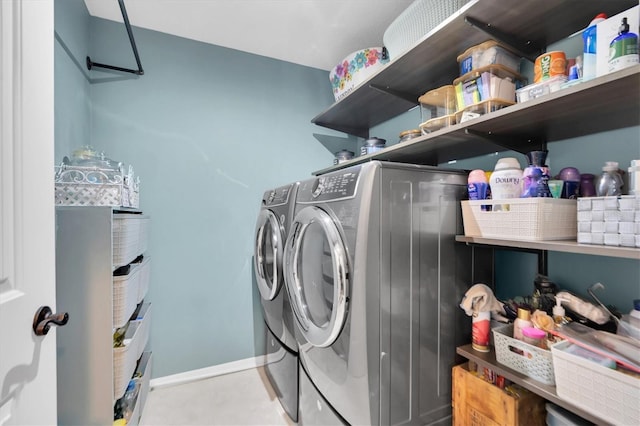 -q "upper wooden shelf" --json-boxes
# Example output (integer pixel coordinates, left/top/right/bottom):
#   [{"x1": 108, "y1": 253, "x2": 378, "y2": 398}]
[{"x1": 312, "y1": 0, "x2": 637, "y2": 139}]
